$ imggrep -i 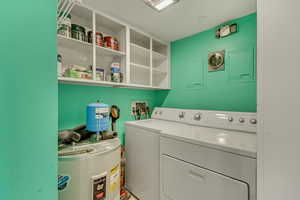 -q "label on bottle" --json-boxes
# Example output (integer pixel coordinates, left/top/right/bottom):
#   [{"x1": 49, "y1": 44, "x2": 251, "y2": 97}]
[{"x1": 95, "y1": 107, "x2": 109, "y2": 119}]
